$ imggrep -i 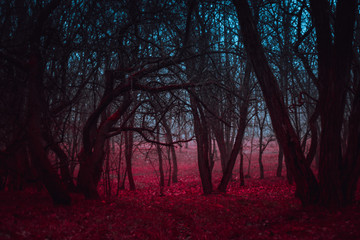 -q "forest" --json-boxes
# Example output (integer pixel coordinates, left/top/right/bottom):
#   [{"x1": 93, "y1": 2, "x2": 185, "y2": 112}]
[{"x1": 1, "y1": 0, "x2": 360, "y2": 239}]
